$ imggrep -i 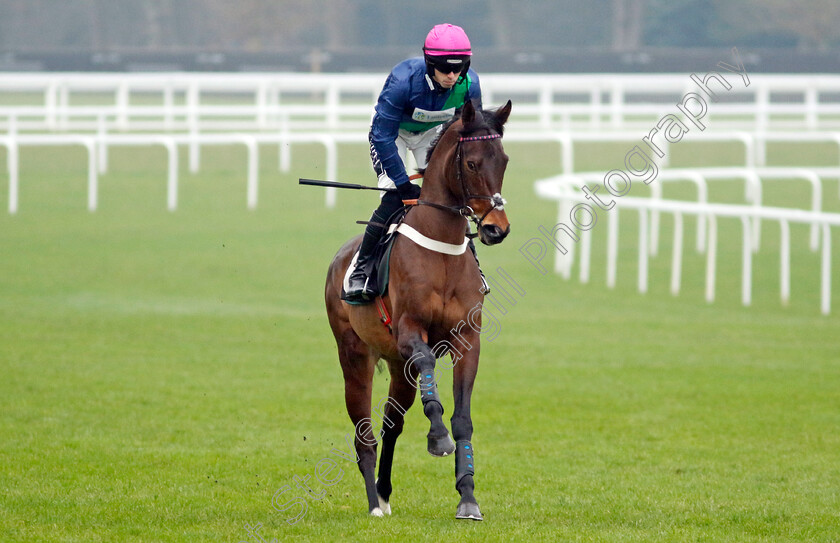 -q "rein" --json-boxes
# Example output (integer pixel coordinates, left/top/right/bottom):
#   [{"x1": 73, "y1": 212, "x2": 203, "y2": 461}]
[{"x1": 406, "y1": 132, "x2": 507, "y2": 234}]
